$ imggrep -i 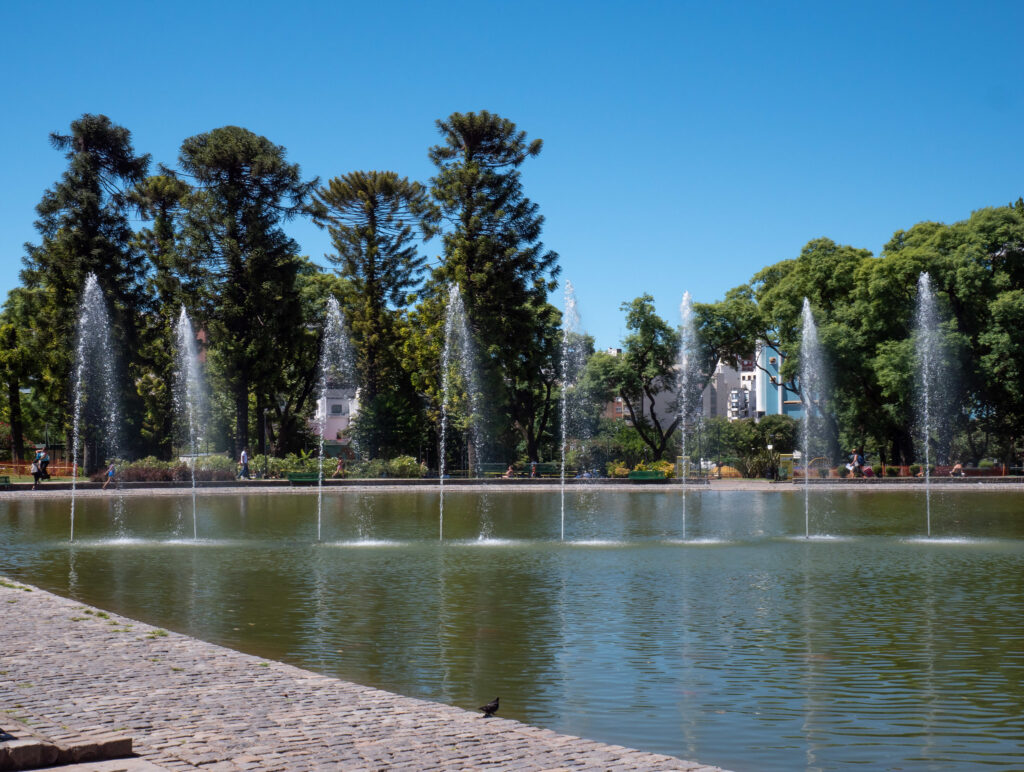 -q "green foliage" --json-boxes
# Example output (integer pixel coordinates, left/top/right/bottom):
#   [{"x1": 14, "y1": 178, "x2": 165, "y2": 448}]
[
  {"x1": 311, "y1": 171, "x2": 435, "y2": 457},
  {"x1": 385, "y1": 455, "x2": 426, "y2": 478},
  {"x1": 179, "y1": 125, "x2": 317, "y2": 455},
  {"x1": 86, "y1": 455, "x2": 236, "y2": 482},
  {"x1": 583, "y1": 296, "x2": 681, "y2": 460},
  {"x1": 20, "y1": 114, "x2": 152, "y2": 456},
  {"x1": 426, "y1": 110, "x2": 561, "y2": 463}
]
